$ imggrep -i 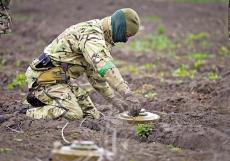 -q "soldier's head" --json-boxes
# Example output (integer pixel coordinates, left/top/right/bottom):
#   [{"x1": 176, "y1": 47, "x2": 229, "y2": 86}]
[{"x1": 111, "y1": 8, "x2": 140, "y2": 43}]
